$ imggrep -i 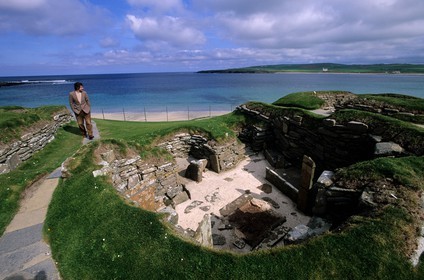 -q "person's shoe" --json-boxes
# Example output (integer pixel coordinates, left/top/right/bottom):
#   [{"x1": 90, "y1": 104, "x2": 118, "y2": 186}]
[{"x1": 88, "y1": 136, "x2": 94, "y2": 140}]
